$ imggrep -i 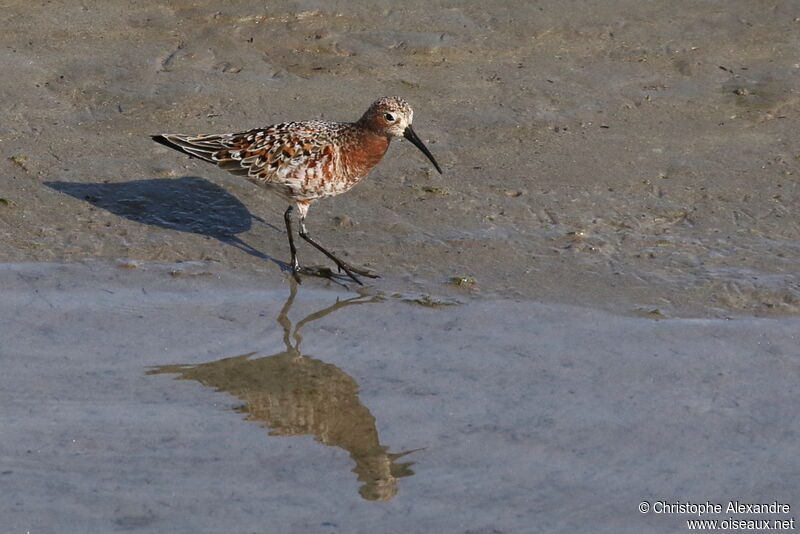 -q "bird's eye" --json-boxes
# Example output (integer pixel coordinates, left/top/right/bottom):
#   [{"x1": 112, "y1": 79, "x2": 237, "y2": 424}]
[{"x1": 384, "y1": 113, "x2": 396, "y2": 122}]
